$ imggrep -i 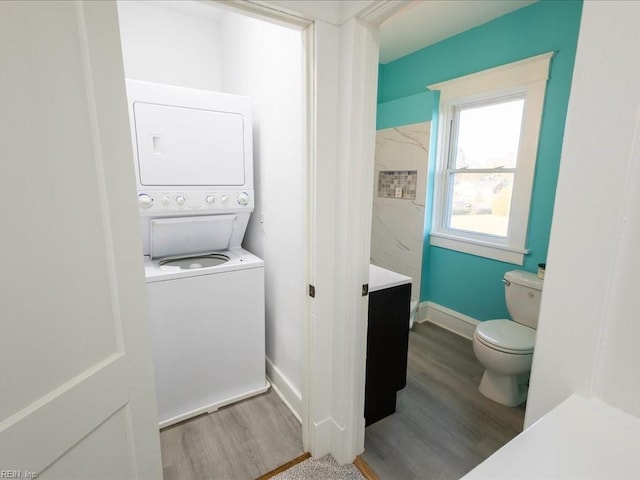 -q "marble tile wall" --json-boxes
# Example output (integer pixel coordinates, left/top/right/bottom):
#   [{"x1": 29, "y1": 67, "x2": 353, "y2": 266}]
[{"x1": 371, "y1": 122, "x2": 431, "y2": 302}]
